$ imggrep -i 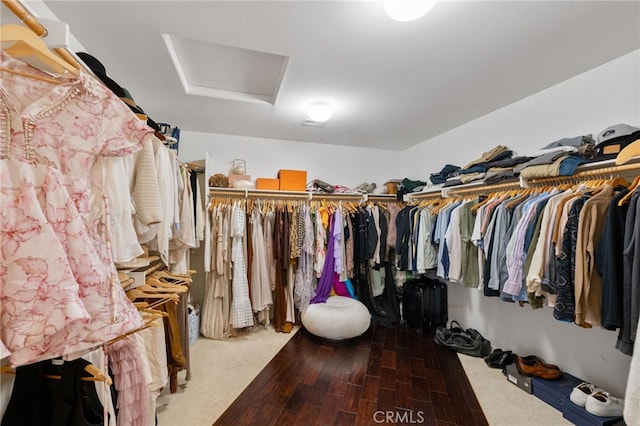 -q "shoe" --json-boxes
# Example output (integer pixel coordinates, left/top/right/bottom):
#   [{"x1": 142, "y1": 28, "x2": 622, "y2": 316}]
[
  {"x1": 585, "y1": 391, "x2": 624, "y2": 417},
  {"x1": 570, "y1": 382, "x2": 598, "y2": 407},
  {"x1": 515, "y1": 355, "x2": 563, "y2": 380},
  {"x1": 484, "y1": 349, "x2": 513, "y2": 369},
  {"x1": 484, "y1": 349, "x2": 502, "y2": 364}
]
